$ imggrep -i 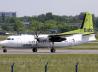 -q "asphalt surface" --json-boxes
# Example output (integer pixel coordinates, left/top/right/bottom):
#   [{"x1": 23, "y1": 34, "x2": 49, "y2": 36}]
[{"x1": 0, "y1": 48, "x2": 98, "y2": 54}]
